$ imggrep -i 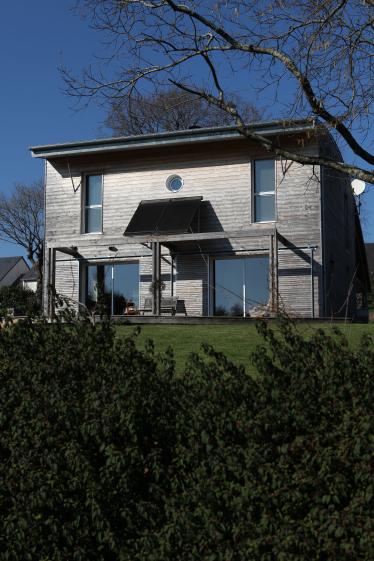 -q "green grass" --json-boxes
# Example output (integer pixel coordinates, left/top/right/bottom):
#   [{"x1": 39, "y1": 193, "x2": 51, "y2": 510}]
[{"x1": 116, "y1": 322, "x2": 374, "y2": 376}]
